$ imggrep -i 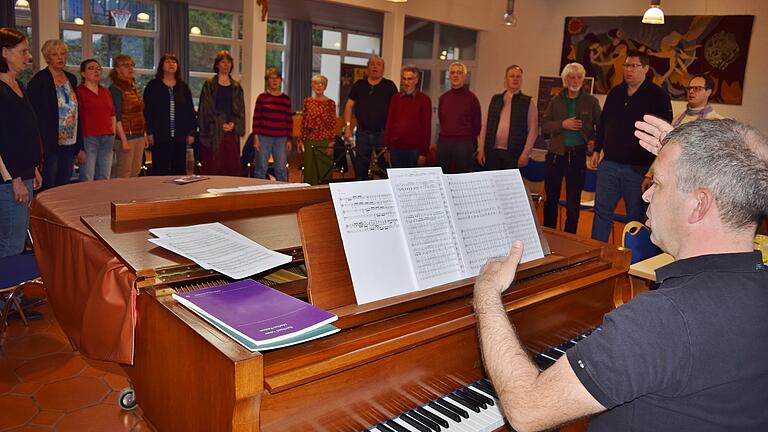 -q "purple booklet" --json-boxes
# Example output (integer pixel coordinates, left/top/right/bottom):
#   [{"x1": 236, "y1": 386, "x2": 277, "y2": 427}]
[{"x1": 172, "y1": 279, "x2": 337, "y2": 345}]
